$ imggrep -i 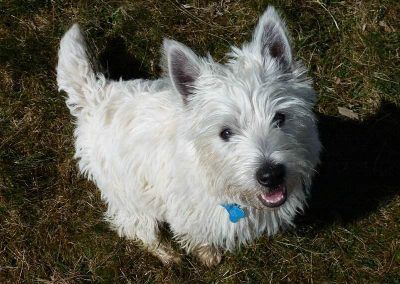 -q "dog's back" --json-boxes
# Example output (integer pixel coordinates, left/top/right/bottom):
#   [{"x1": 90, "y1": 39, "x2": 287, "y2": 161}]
[{"x1": 57, "y1": 25, "x2": 181, "y2": 218}]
